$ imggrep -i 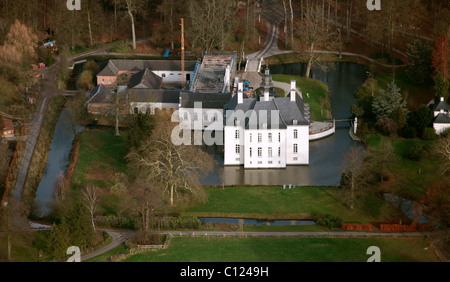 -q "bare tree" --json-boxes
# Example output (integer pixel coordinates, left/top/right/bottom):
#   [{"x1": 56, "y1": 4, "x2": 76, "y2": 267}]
[
  {"x1": 117, "y1": 0, "x2": 144, "y2": 50},
  {"x1": 126, "y1": 111, "x2": 215, "y2": 207},
  {"x1": 0, "y1": 200, "x2": 28, "y2": 261},
  {"x1": 434, "y1": 135, "x2": 450, "y2": 176},
  {"x1": 340, "y1": 146, "x2": 368, "y2": 209},
  {"x1": 123, "y1": 182, "x2": 165, "y2": 231},
  {"x1": 296, "y1": 2, "x2": 338, "y2": 78},
  {"x1": 81, "y1": 185, "x2": 101, "y2": 230}
]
